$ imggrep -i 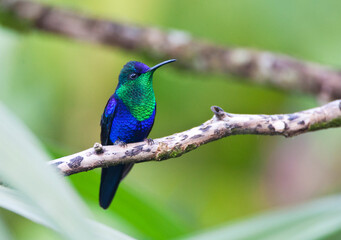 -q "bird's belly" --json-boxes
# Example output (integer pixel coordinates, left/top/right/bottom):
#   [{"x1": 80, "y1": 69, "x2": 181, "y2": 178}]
[{"x1": 109, "y1": 109, "x2": 155, "y2": 144}]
